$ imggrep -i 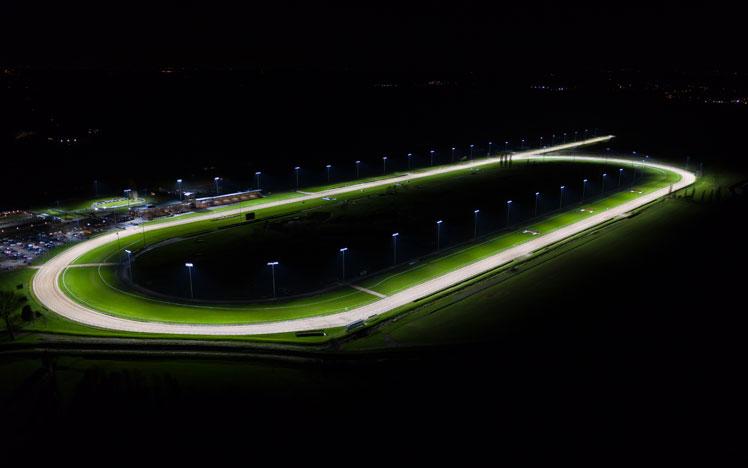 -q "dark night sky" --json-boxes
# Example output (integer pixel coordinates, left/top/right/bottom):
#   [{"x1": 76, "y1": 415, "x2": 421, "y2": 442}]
[{"x1": 1, "y1": 1, "x2": 743, "y2": 71}]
